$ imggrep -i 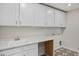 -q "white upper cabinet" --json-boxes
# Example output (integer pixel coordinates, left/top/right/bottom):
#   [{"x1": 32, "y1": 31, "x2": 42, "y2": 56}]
[
  {"x1": 20, "y1": 3, "x2": 55, "y2": 26},
  {"x1": 20, "y1": 4, "x2": 35, "y2": 26},
  {"x1": 0, "y1": 4, "x2": 19, "y2": 26},
  {"x1": 55, "y1": 9, "x2": 66, "y2": 27},
  {"x1": 0, "y1": 3, "x2": 66, "y2": 27},
  {"x1": 43, "y1": 6, "x2": 55, "y2": 27}
]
